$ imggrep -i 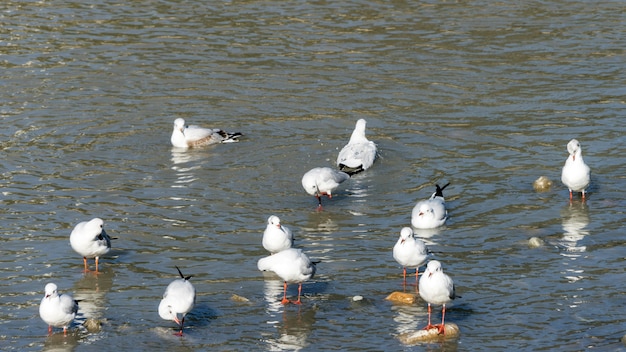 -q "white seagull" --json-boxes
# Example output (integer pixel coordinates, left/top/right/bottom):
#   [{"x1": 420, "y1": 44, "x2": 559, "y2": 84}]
[
  {"x1": 561, "y1": 139, "x2": 591, "y2": 200},
  {"x1": 336, "y1": 119, "x2": 378, "y2": 175},
  {"x1": 411, "y1": 183, "x2": 450, "y2": 229},
  {"x1": 301, "y1": 167, "x2": 350, "y2": 208},
  {"x1": 392, "y1": 227, "x2": 429, "y2": 283},
  {"x1": 258, "y1": 248, "x2": 317, "y2": 305},
  {"x1": 170, "y1": 118, "x2": 242, "y2": 148},
  {"x1": 69, "y1": 218, "x2": 112, "y2": 272},
  {"x1": 418, "y1": 260, "x2": 457, "y2": 335},
  {"x1": 158, "y1": 266, "x2": 196, "y2": 336},
  {"x1": 262, "y1": 215, "x2": 294, "y2": 254},
  {"x1": 39, "y1": 283, "x2": 79, "y2": 336}
]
